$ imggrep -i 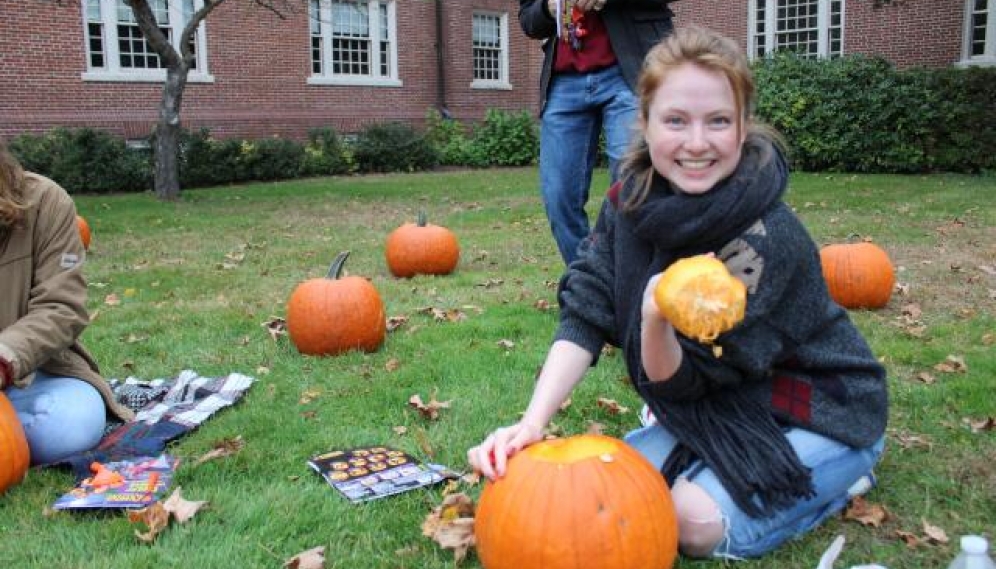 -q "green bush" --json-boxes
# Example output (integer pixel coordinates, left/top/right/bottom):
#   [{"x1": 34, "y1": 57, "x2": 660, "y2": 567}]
[
  {"x1": 424, "y1": 109, "x2": 476, "y2": 167},
  {"x1": 468, "y1": 109, "x2": 539, "y2": 167},
  {"x1": 9, "y1": 128, "x2": 151, "y2": 193},
  {"x1": 753, "y1": 52, "x2": 996, "y2": 173},
  {"x1": 303, "y1": 127, "x2": 353, "y2": 176},
  {"x1": 353, "y1": 121, "x2": 439, "y2": 173},
  {"x1": 241, "y1": 138, "x2": 306, "y2": 181}
]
